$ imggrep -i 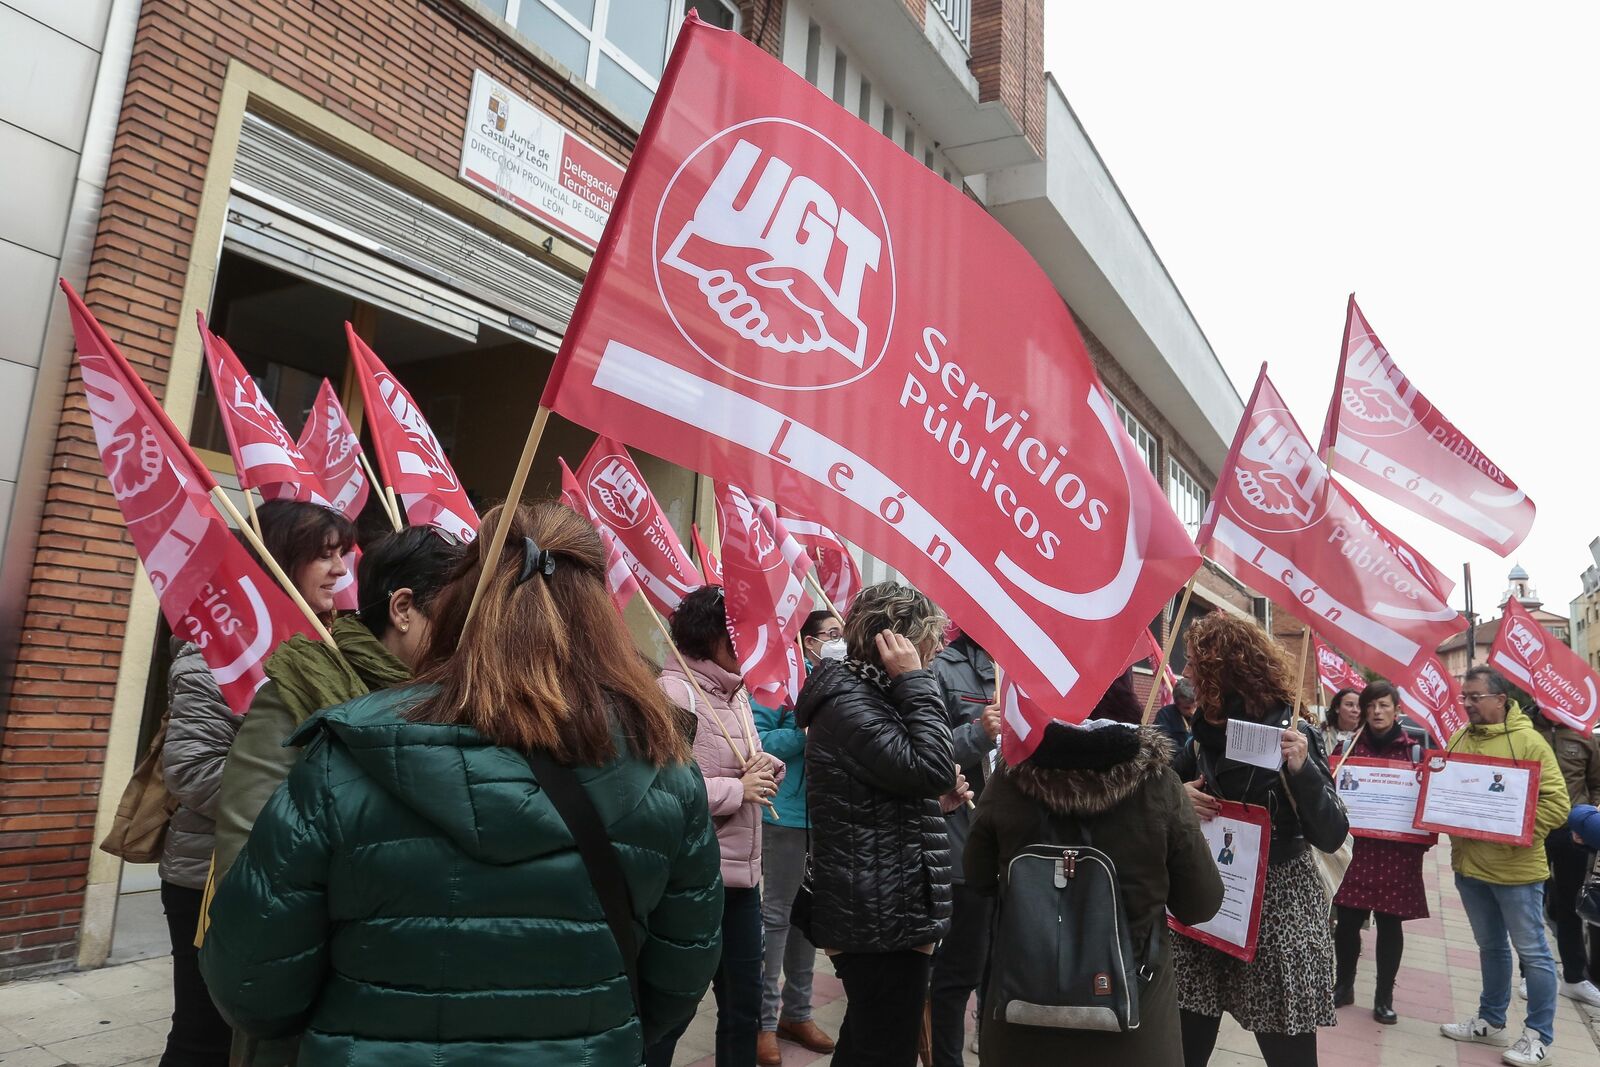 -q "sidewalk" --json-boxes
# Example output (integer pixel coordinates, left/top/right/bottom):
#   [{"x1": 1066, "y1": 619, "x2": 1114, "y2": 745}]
[{"x1": 4, "y1": 844, "x2": 1600, "y2": 1067}]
